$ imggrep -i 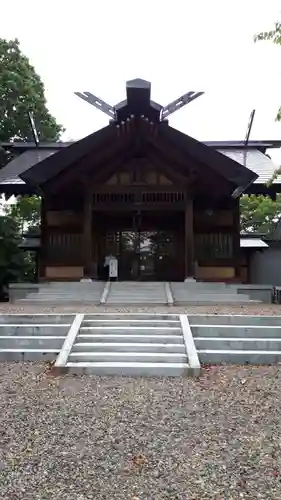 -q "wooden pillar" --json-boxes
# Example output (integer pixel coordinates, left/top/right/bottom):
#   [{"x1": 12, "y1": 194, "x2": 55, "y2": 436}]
[
  {"x1": 233, "y1": 198, "x2": 241, "y2": 279},
  {"x1": 38, "y1": 195, "x2": 46, "y2": 281},
  {"x1": 83, "y1": 189, "x2": 93, "y2": 277},
  {"x1": 184, "y1": 199, "x2": 194, "y2": 279}
]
